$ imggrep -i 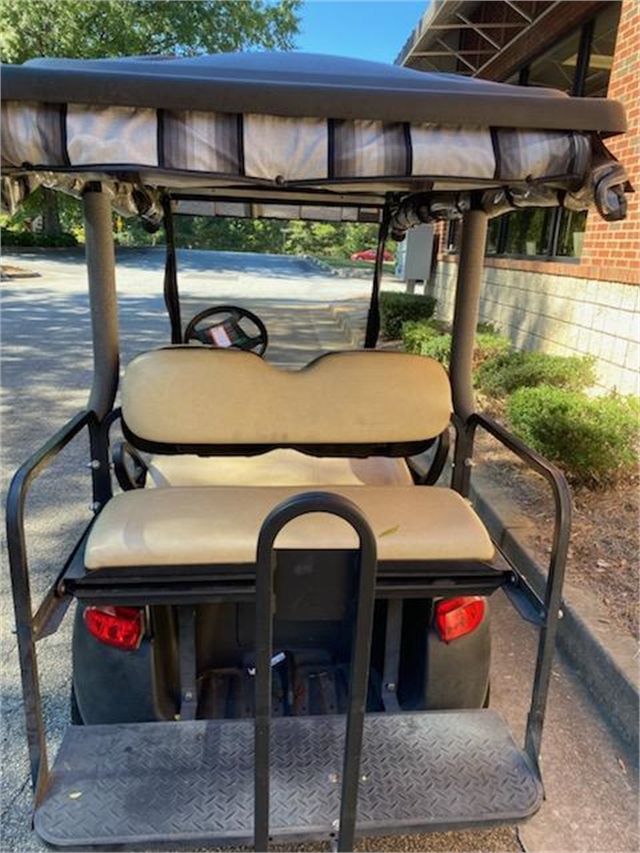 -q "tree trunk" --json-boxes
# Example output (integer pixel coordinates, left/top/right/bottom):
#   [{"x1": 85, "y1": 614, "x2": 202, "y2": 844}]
[{"x1": 41, "y1": 187, "x2": 62, "y2": 235}]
